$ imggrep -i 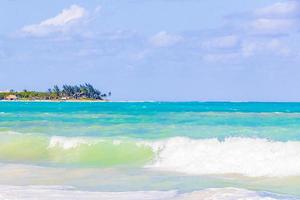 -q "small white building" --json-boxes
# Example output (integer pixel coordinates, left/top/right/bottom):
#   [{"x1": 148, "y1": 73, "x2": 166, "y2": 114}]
[{"x1": 5, "y1": 94, "x2": 18, "y2": 101}]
